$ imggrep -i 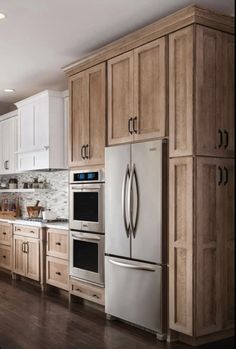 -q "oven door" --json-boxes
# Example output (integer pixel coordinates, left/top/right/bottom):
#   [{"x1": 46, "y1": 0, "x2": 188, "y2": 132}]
[
  {"x1": 70, "y1": 183, "x2": 104, "y2": 233},
  {"x1": 70, "y1": 231, "x2": 104, "y2": 285}
]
